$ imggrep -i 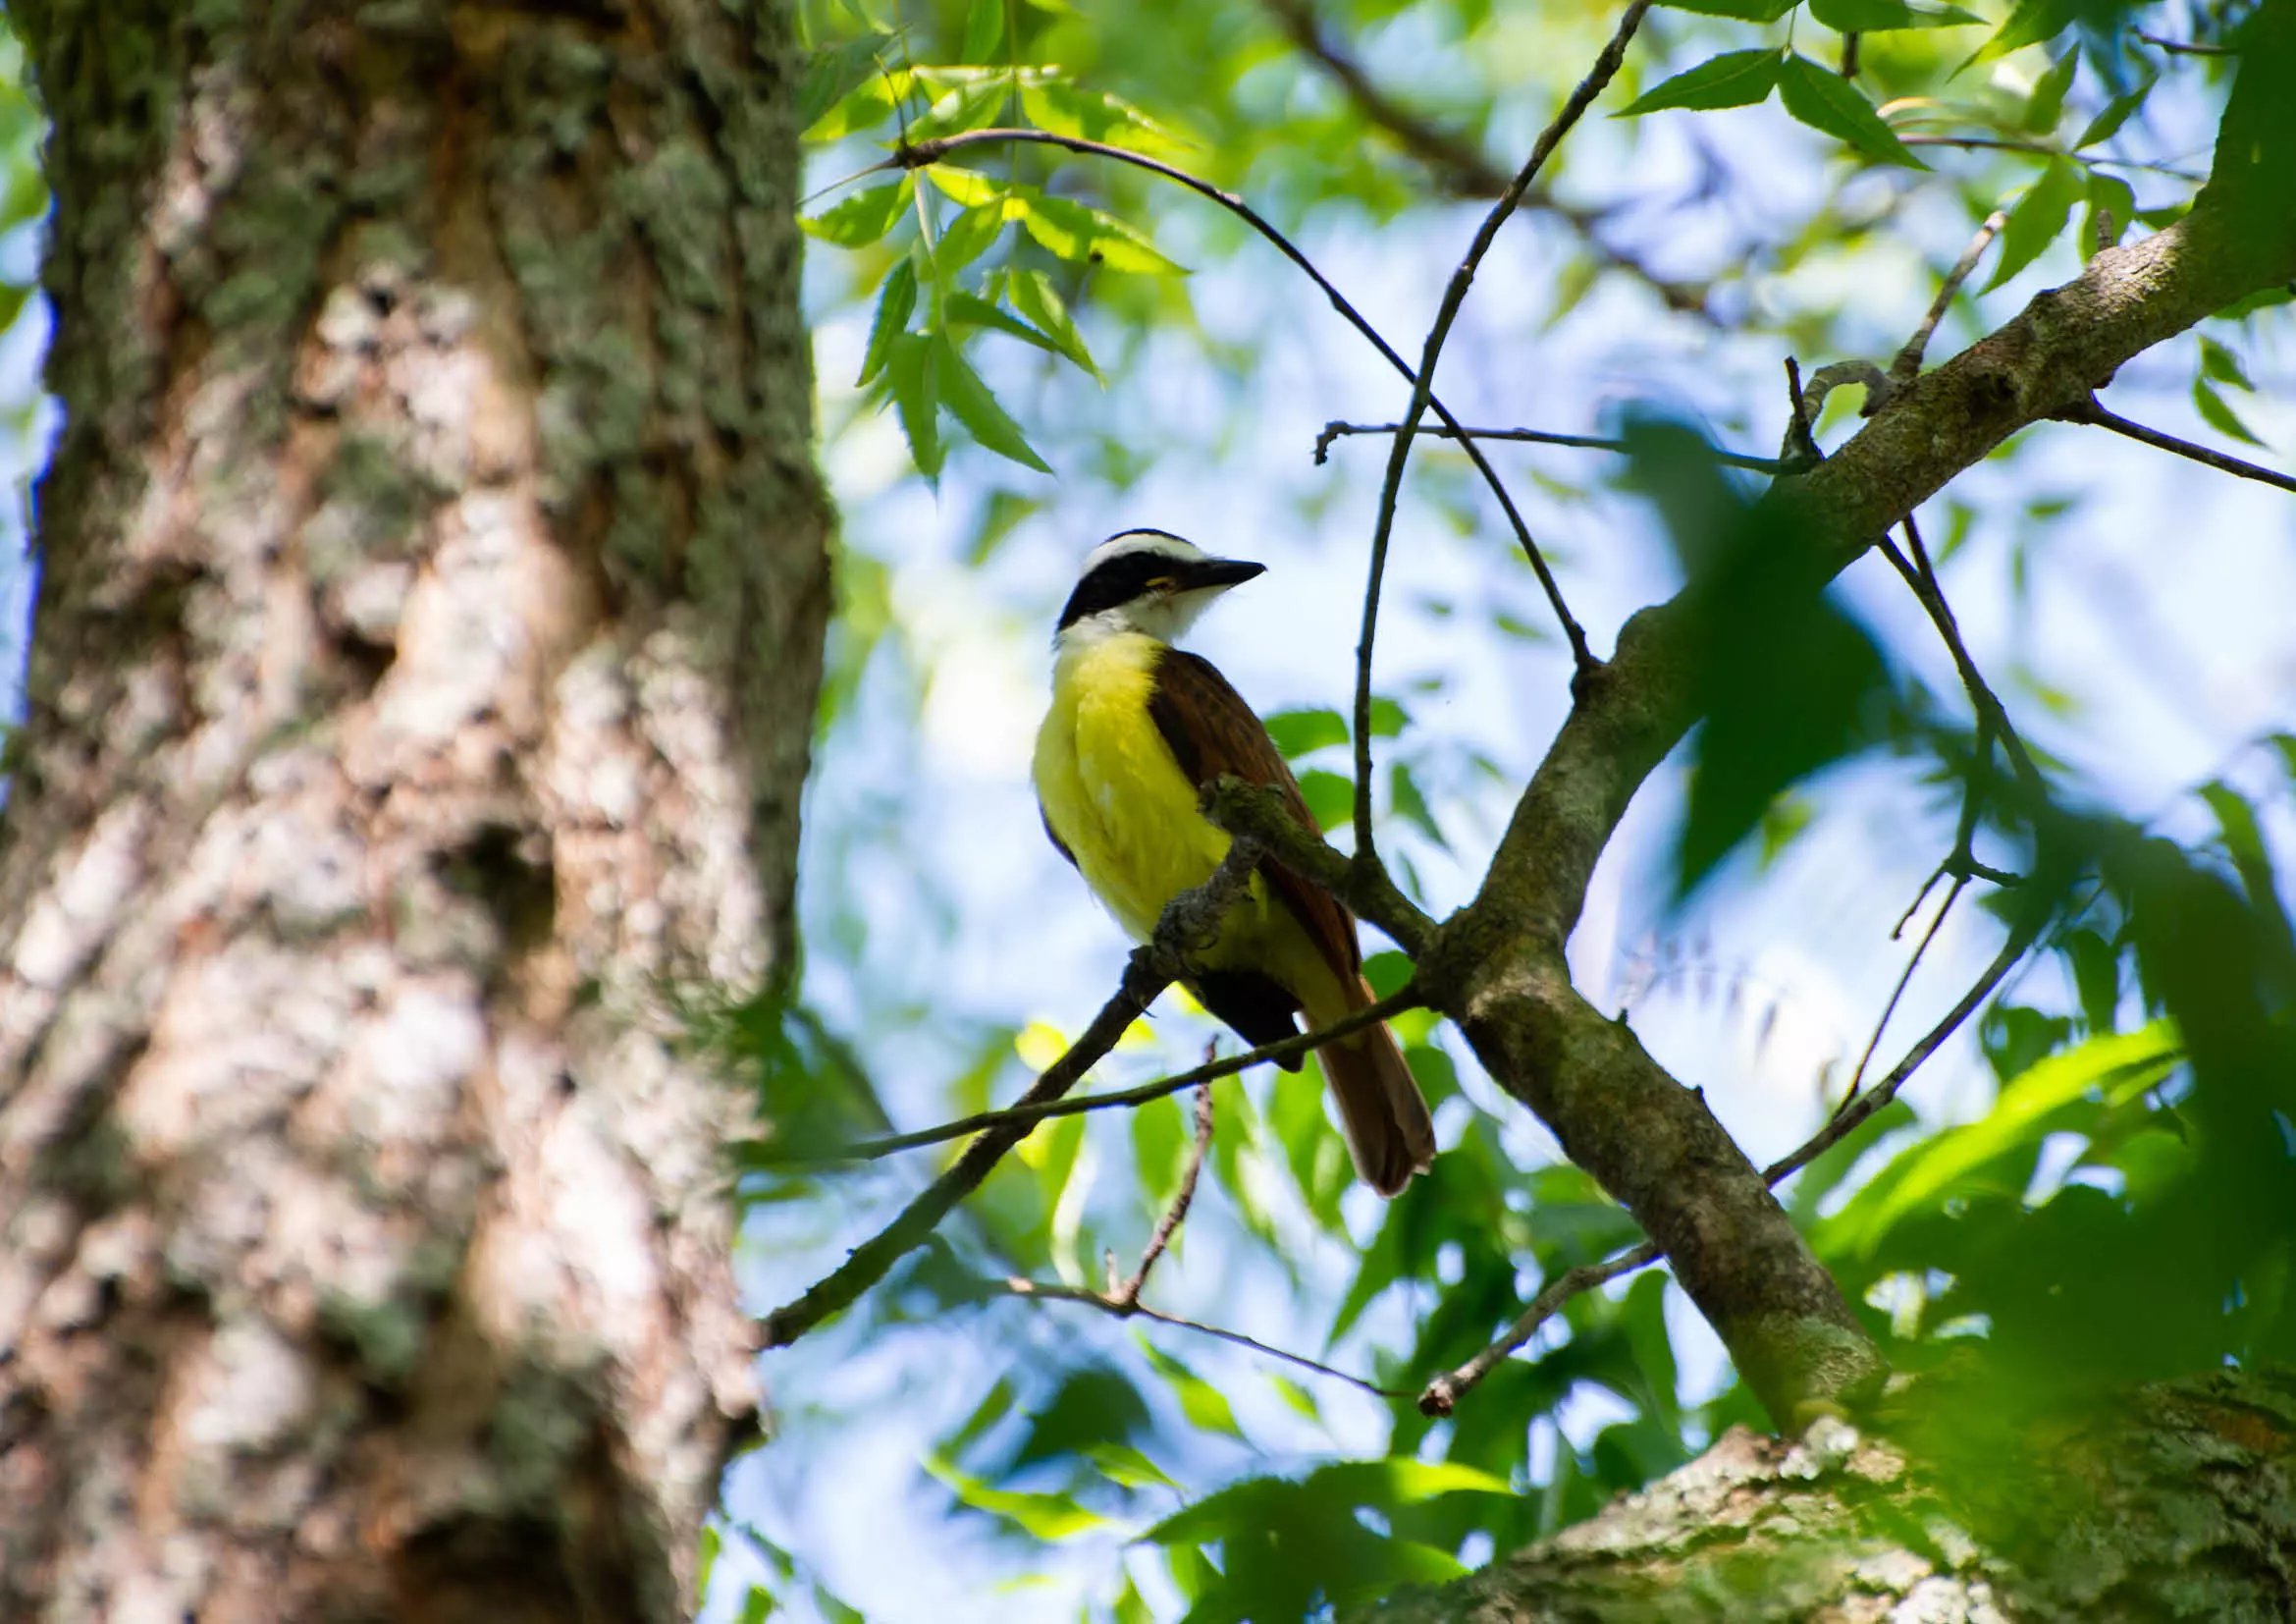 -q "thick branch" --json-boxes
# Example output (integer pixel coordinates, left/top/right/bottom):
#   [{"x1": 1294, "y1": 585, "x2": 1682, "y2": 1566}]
[
  {"x1": 1415, "y1": 28, "x2": 2296, "y2": 1427},
  {"x1": 760, "y1": 839, "x2": 1263, "y2": 1347}
]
